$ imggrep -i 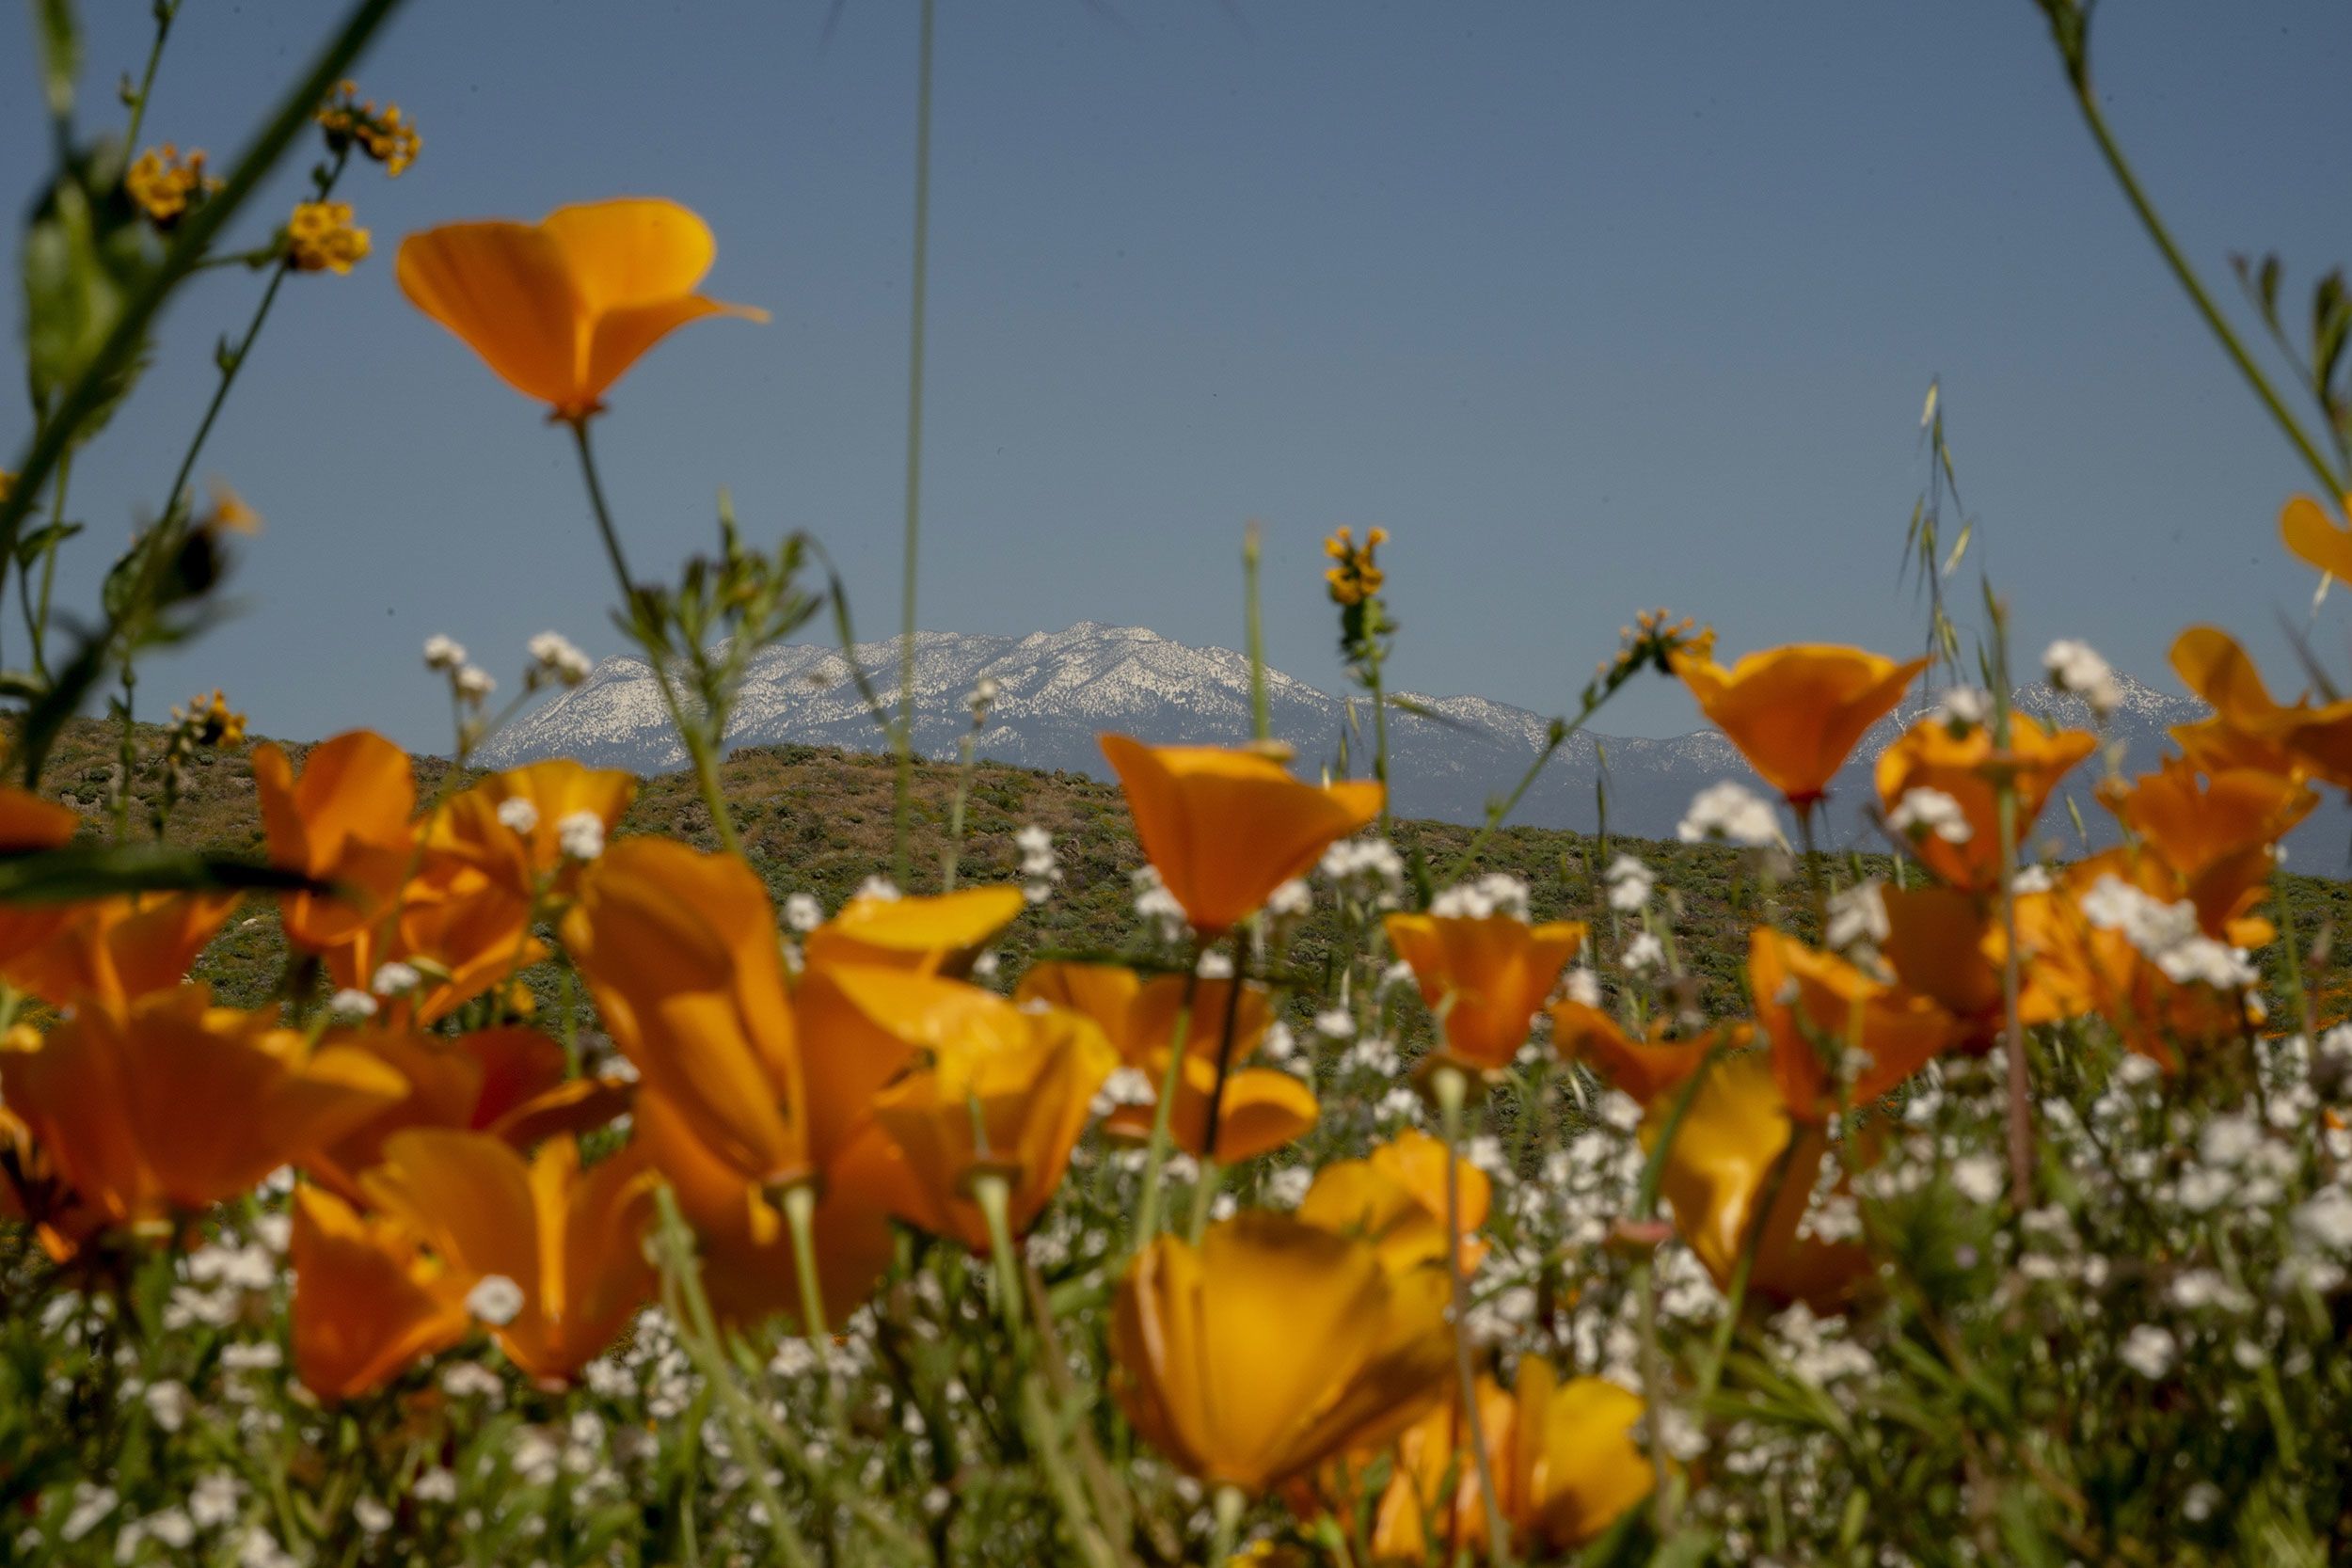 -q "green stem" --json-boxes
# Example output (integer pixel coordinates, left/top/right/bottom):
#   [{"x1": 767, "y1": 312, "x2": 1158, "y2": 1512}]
[
  {"x1": 975, "y1": 1174, "x2": 1027, "y2": 1345},
  {"x1": 1442, "y1": 713, "x2": 1582, "y2": 884},
  {"x1": 121, "y1": 3, "x2": 183, "y2": 154},
  {"x1": 892, "y1": 0, "x2": 938, "y2": 889},
  {"x1": 166, "y1": 256, "x2": 295, "y2": 520},
  {"x1": 651, "y1": 1187, "x2": 819, "y2": 1568},
  {"x1": 1127, "y1": 964, "x2": 1200, "y2": 1253},
  {"x1": 29, "y1": 447, "x2": 71, "y2": 679},
  {"x1": 1207, "y1": 1485, "x2": 1246, "y2": 1567},
  {"x1": 0, "y1": 0, "x2": 412, "y2": 564},
  {"x1": 781, "y1": 1180, "x2": 830, "y2": 1343},
  {"x1": 567, "y1": 419, "x2": 745, "y2": 858},
  {"x1": 2049, "y1": 25, "x2": 2344, "y2": 498},
  {"x1": 1365, "y1": 635, "x2": 1392, "y2": 838},
  {"x1": 1244, "y1": 522, "x2": 1268, "y2": 743},
  {"x1": 1435, "y1": 1067, "x2": 1510, "y2": 1567}
]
